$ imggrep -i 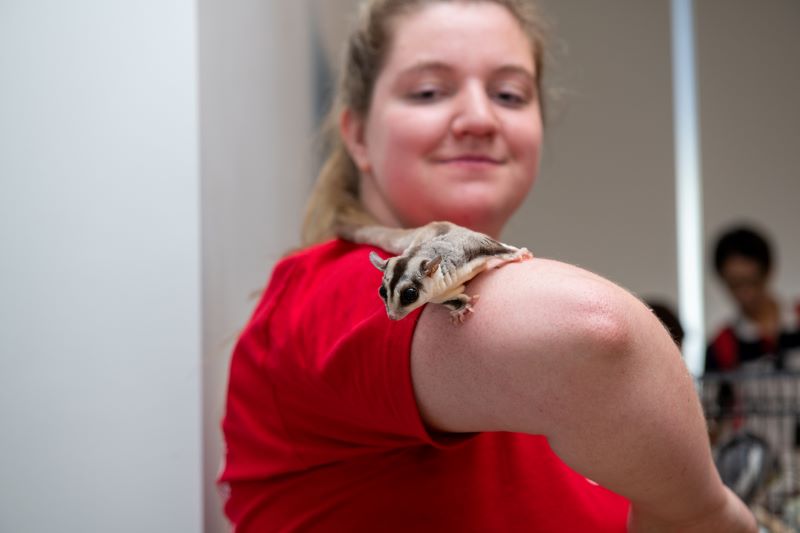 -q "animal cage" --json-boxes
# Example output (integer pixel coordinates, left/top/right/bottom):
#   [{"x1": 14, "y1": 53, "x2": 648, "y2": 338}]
[{"x1": 700, "y1": 371, "x2": 800, "y2": 532}]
